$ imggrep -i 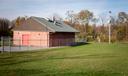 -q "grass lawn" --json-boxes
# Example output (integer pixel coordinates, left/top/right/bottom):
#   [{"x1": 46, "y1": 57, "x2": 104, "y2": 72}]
[{"x1": 0, "y1": 43, "x2": 128, "y2": 76}]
